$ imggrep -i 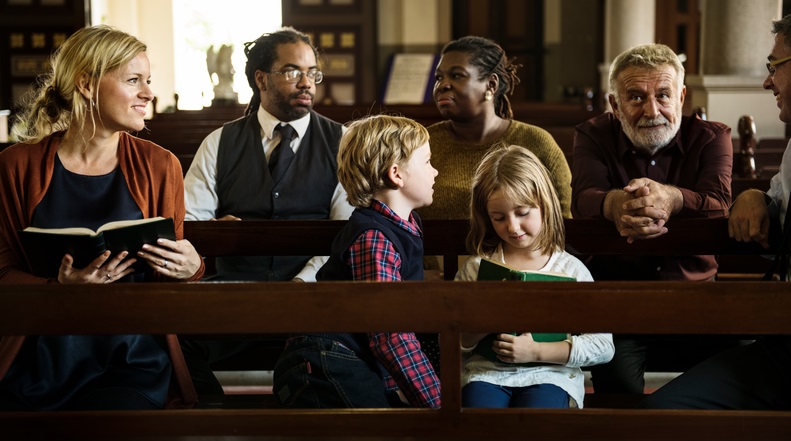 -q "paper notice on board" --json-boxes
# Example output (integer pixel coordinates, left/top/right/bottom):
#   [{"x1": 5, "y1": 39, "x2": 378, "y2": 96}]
[{"x1": 383, "y1": 54, "x2": 436, "y2": 104}]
